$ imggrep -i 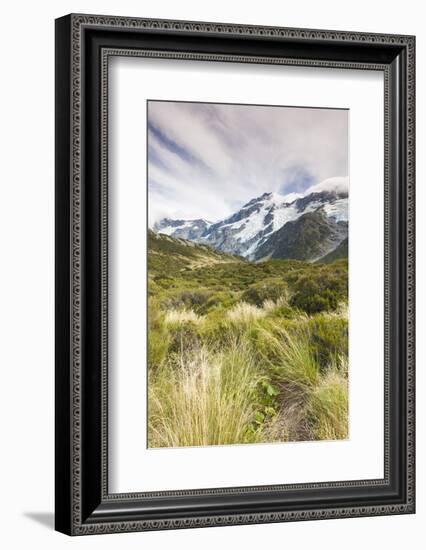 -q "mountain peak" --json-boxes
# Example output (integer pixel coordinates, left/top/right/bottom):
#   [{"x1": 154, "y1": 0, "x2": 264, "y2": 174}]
[
  {"x1": 153, "y1": 185, "x2": 348, "y2": 262},
  {"x1": 256, "y1": 191, "x2": 304, "y2": 205},
  {"x1": 243, "y1": 191, "x2": 286, "y2": 206},
  {"x1": 154, "y1": 217, "x2": 212, "y2": 240}
]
